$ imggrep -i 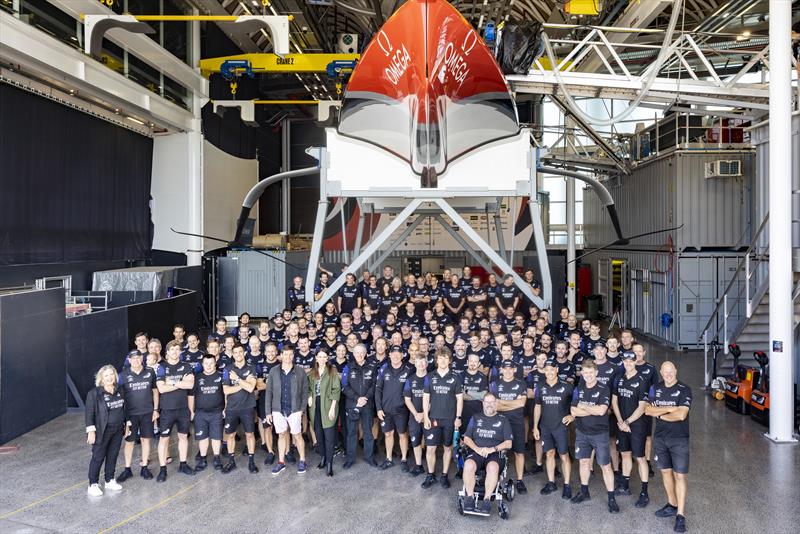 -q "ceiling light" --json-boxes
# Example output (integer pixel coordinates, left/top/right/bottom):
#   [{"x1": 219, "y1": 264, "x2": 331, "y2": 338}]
[
  {"x1": 127, "y1": 116, "x2": 145, "y2": 125},
  {"x1": 742, "y1": 31, "x2": 751, "y2": 37},
  {"x1": 251, "y1": 0, "x2": 258, "y2": 5}
]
